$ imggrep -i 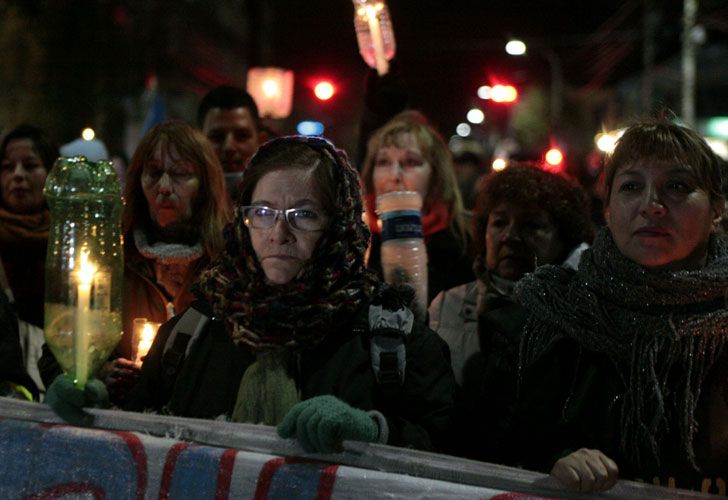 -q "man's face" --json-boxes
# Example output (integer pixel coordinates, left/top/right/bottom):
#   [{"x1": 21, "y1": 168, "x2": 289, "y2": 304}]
[{"x1": 202, "y1": 107, "x2": 260, "y2": 173}]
